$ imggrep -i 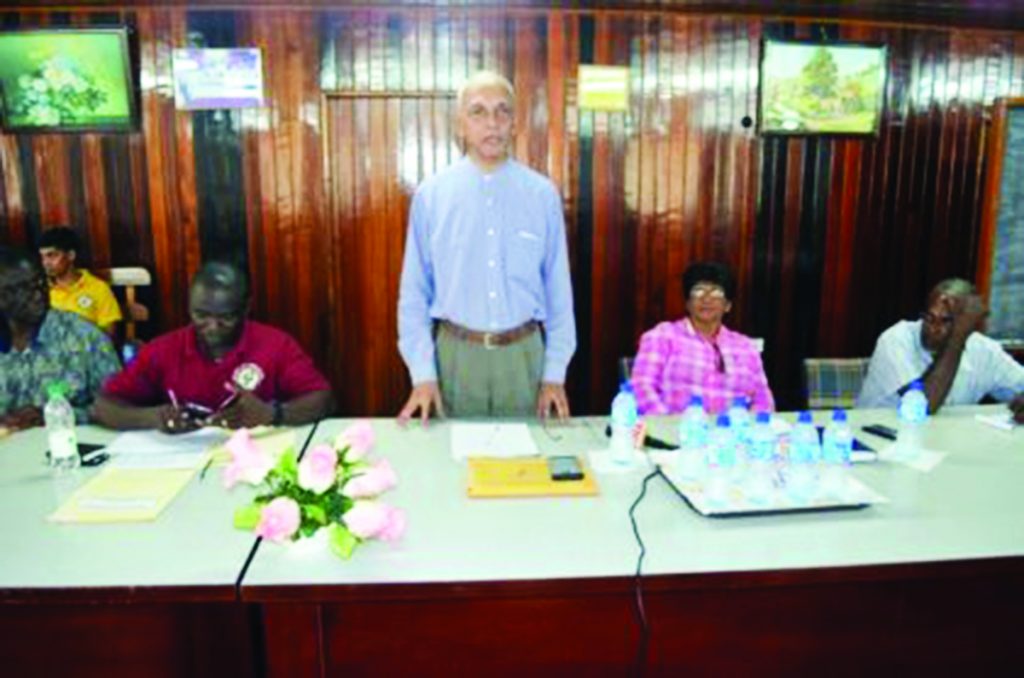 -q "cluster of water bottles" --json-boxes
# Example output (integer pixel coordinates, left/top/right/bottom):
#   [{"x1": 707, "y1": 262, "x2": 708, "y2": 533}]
[
  {"x1": 609, "y1": 381, "x2": 858, "y2": 505},
  {"x1": 675, "y1": 394, "x2": 860, "y2": 505}
]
